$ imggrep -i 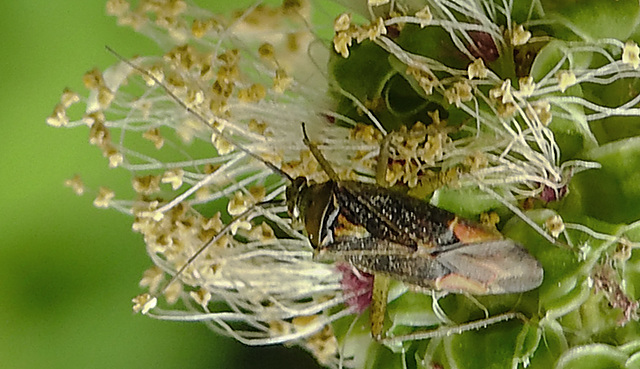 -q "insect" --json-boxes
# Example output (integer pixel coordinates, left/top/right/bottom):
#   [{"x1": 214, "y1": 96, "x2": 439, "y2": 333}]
[
  {"x1": 287, "y1": 125, "x2": 543, "y2": 339},
  {"x1": 111, "y1": 48, "x2": 543, "y2": 342}
]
